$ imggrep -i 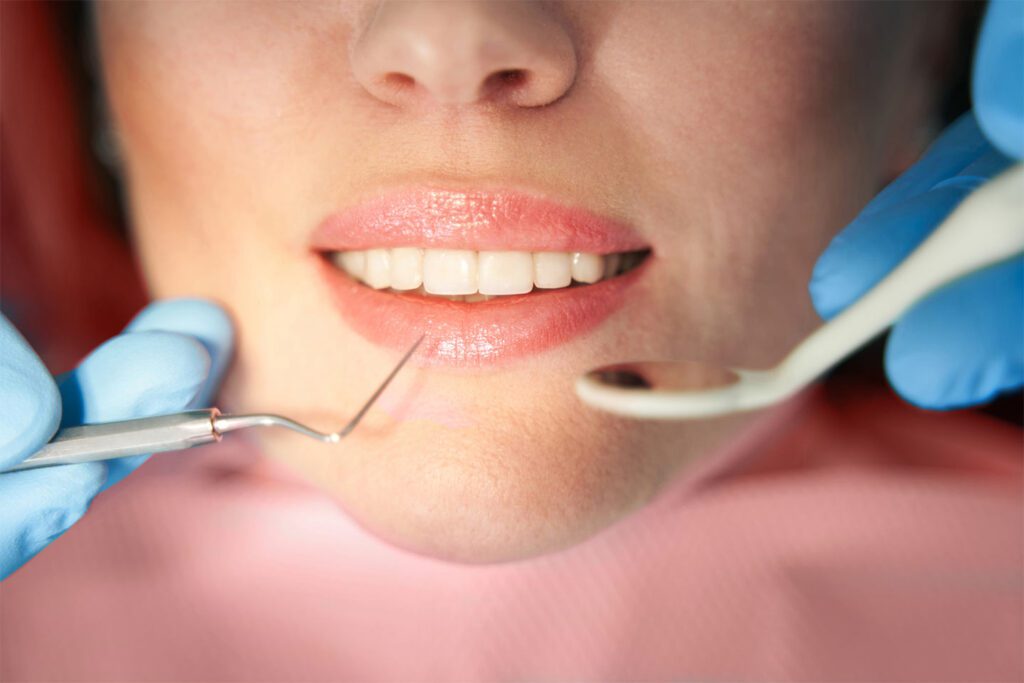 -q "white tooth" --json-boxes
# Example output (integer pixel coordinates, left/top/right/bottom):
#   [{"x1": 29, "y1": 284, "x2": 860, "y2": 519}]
[
  {"x1": 423, "y1": 249, "x2": 478, "y2": 295},
  {"x1": 363, "y1": 249, "x2": 391, "y2": 289},
  {"x1": 334, "y1": 251, "x2": 366, "y2": 279},
  {"x1": 603, "y1": 253, "x2": 622, "y2": 279},
  {"x1": 390, "y1": 247, "x2": 423, "y2": 290},
  {"x1": 571, "y1": 252, "x2": 603, "y2": 284},
  {"x1": 478, "y1": 251, "x2": 534, "y2": 295},
  {"x1": 533, "y1": 252, "x2": 572, "y2": 289}
]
